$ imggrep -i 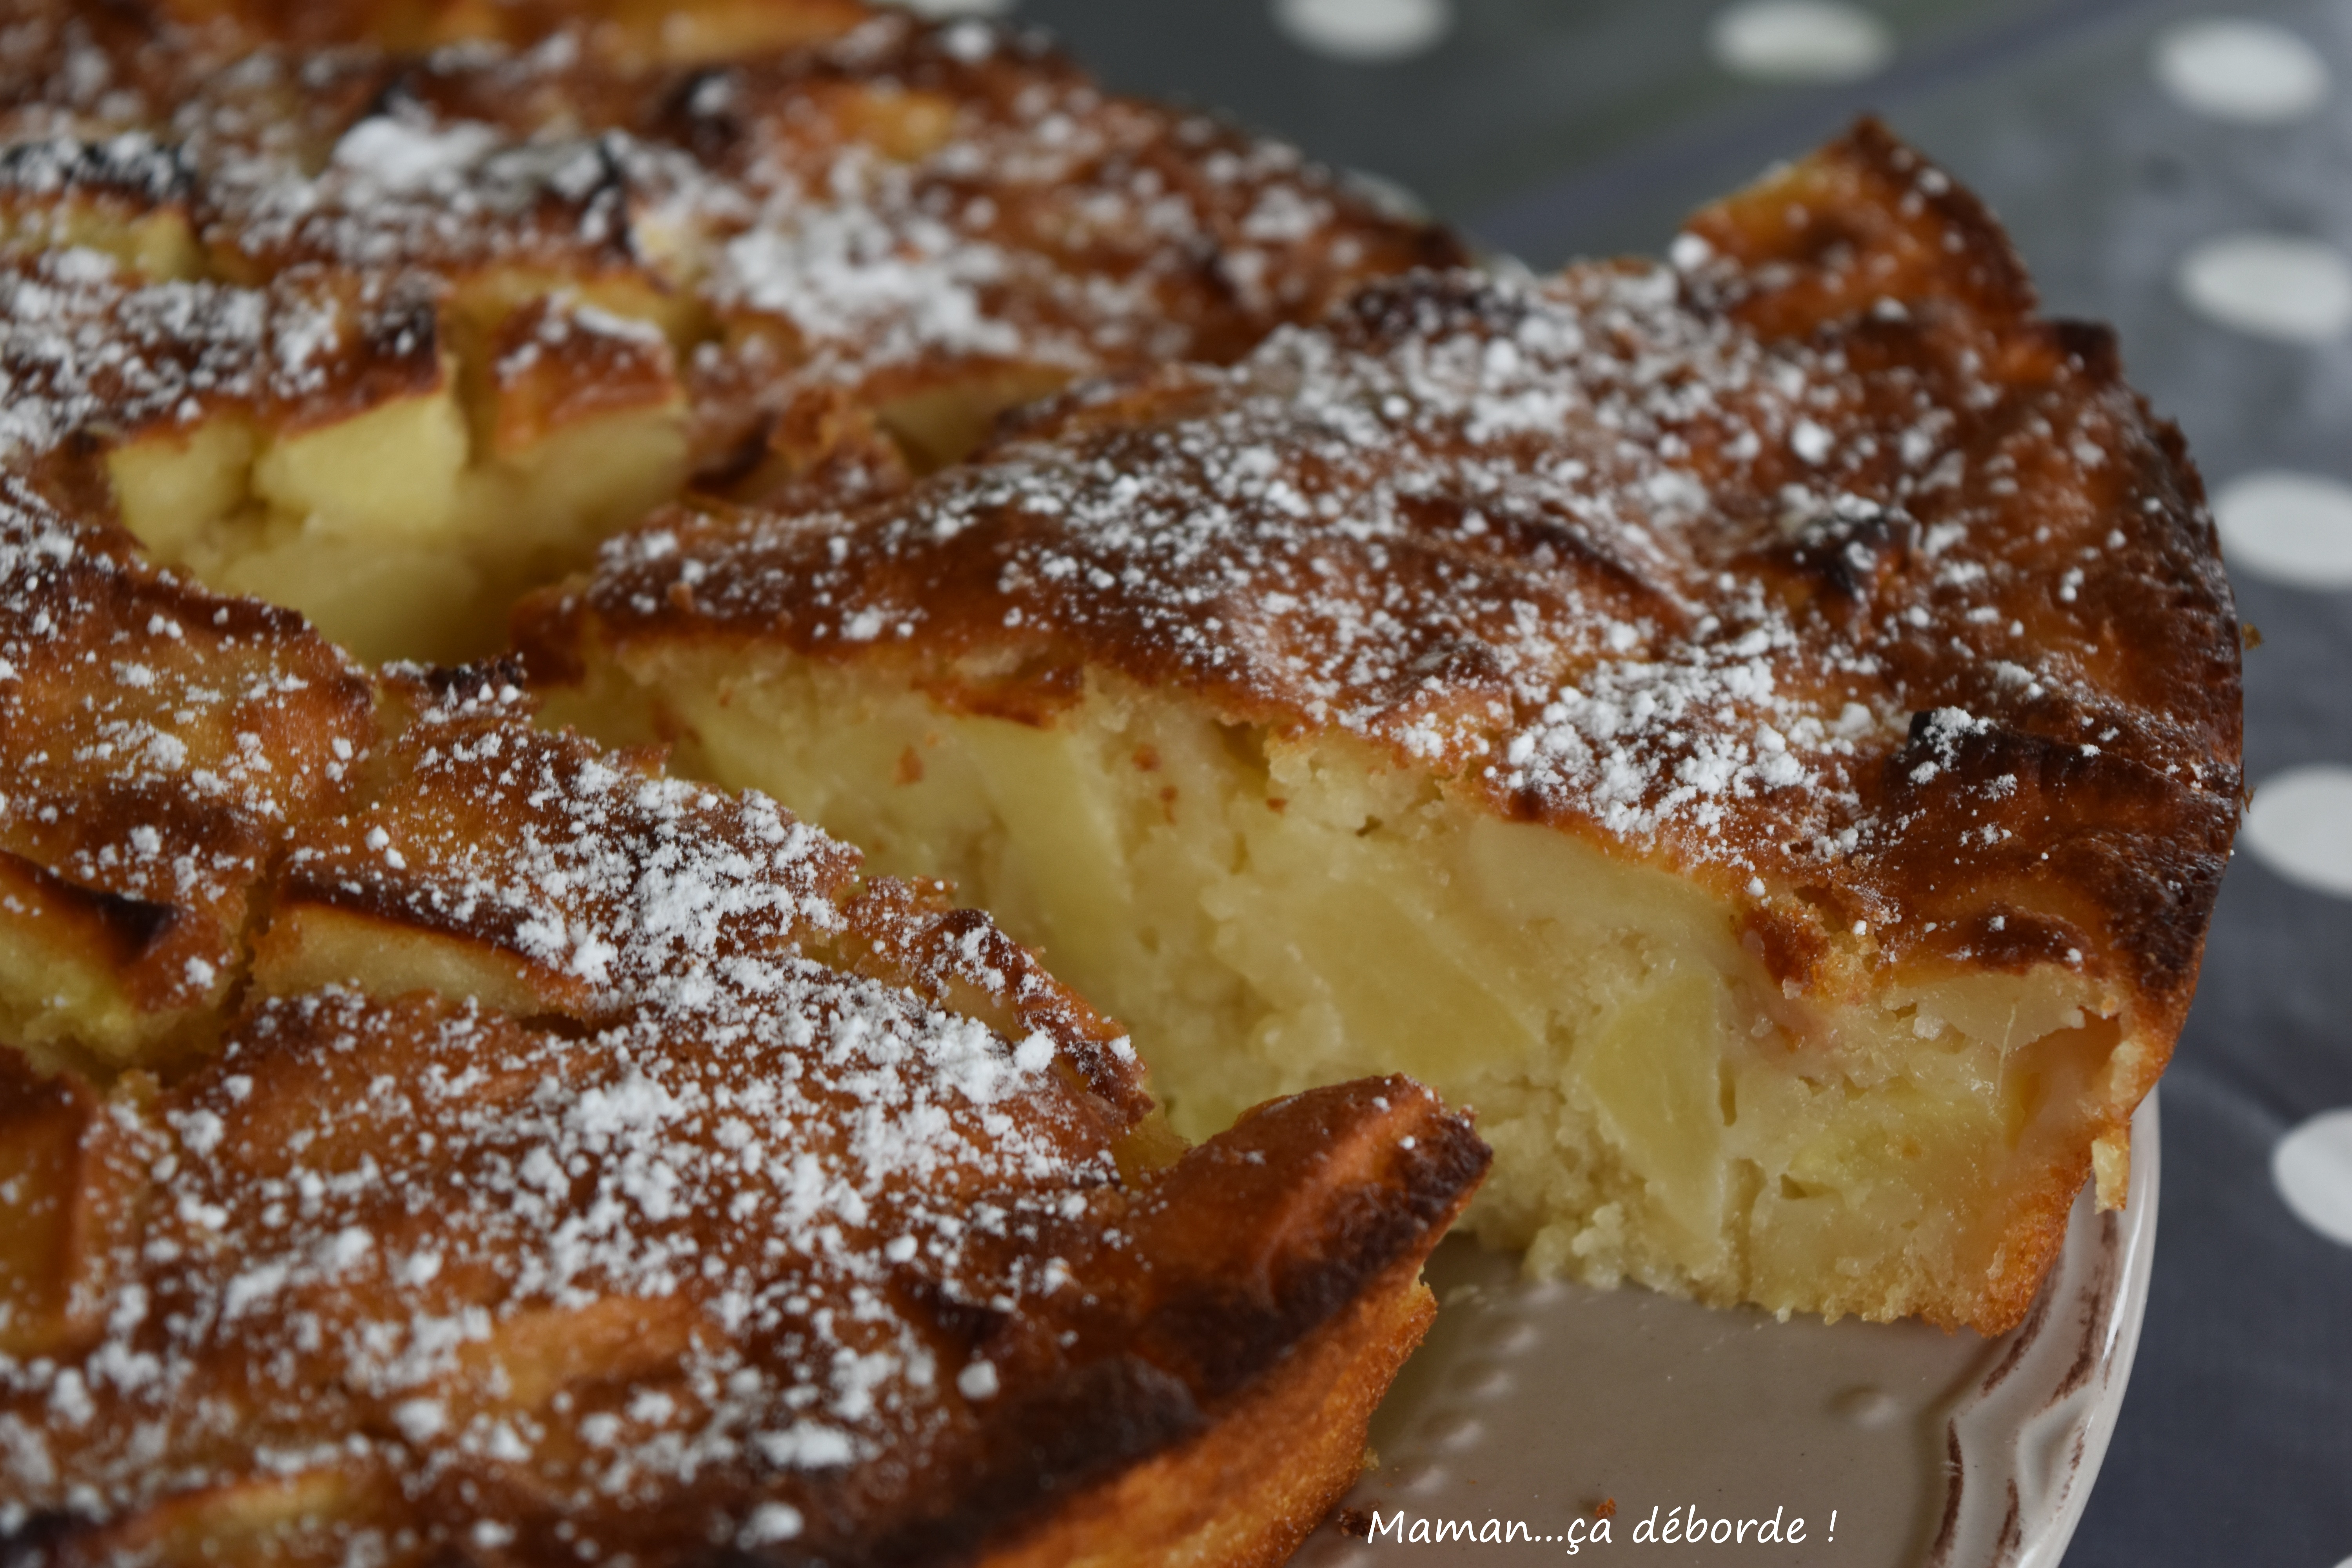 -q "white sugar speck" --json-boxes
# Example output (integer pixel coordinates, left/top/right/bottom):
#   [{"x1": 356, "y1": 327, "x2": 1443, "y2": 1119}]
[
  {"x1": 1791, "y1": 419, "x2": 1834, "y2": 464},
  {"x1": 332, "y1": 117, "x2": 500, "y2": 196},
  {"x1": 739, "y1": 1502, "x2": 806, "y2": 1545},
  {"x1": 392, "y1": 1398, "x2": 447, "y2": 1445}
]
